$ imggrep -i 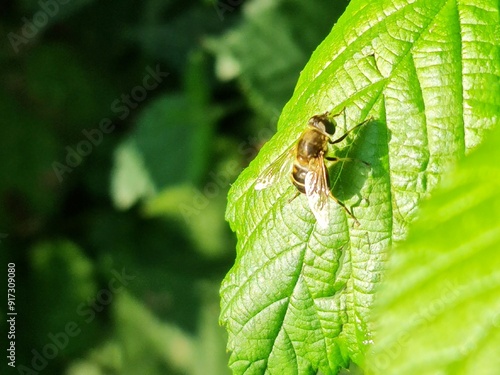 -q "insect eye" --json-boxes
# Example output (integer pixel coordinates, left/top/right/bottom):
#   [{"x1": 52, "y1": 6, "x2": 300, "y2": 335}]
[
  {"x1": 308, "y1": 114, "x2": 335, "y2": 135},
  {"x1": 323, "y1": 119, "x2": 335, "y2": 136}
]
